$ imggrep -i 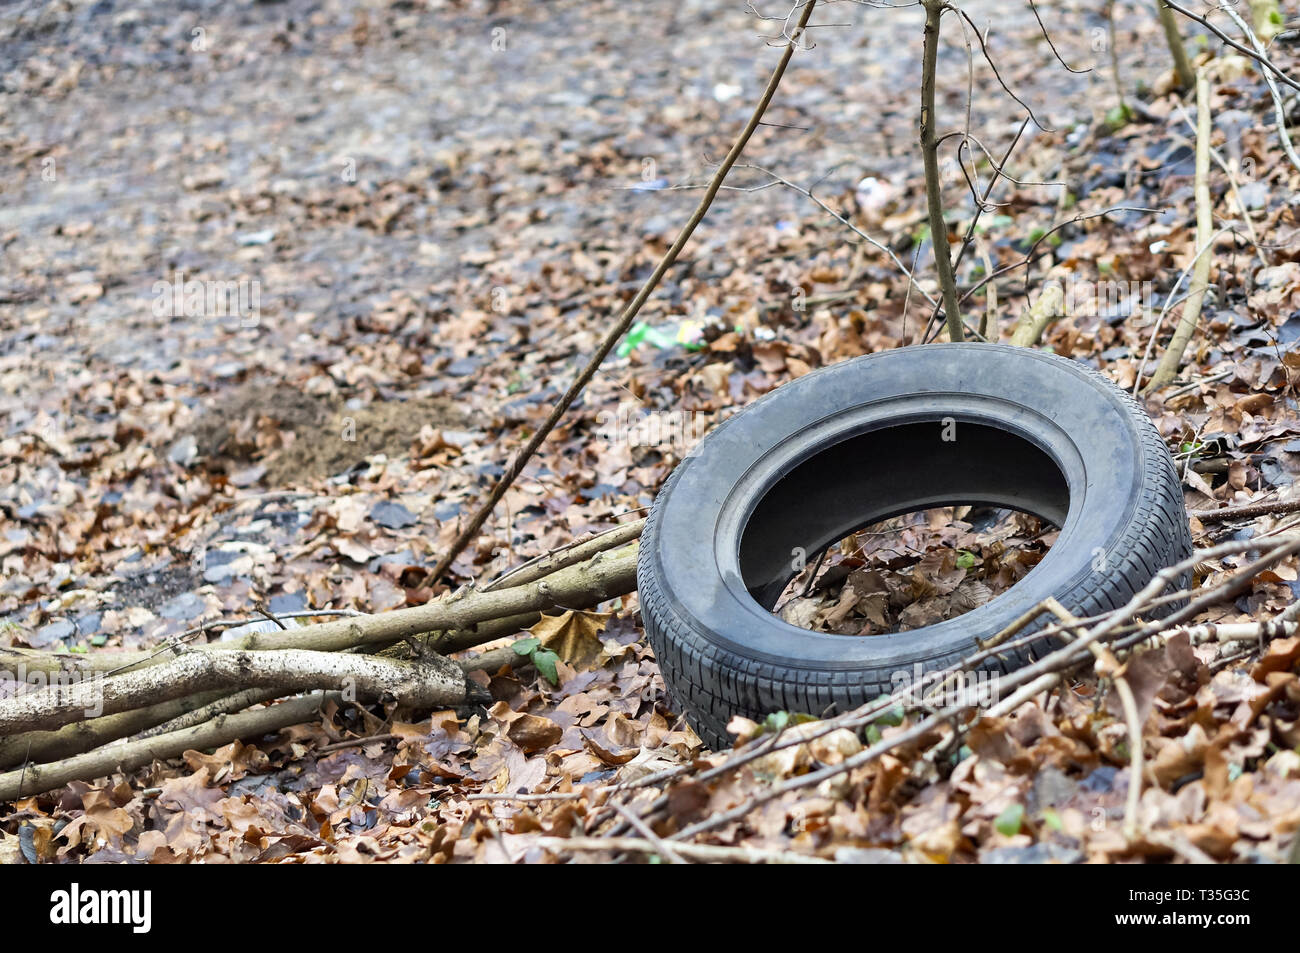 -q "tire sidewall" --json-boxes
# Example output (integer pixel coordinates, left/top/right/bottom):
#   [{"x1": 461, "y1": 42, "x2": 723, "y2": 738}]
[{"x1": 641, "y1": 344, "x2": 1166, "y2": 676}]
